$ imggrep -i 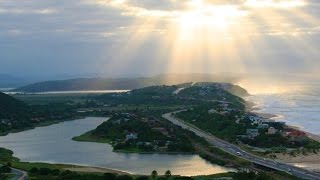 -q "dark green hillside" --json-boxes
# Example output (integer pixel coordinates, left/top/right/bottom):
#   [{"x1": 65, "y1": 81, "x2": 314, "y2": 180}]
[
  {"x1": 0, "y1": 92, "x2": 32, "y2": 133},
  {"x1": 0, "y1": 92, "x2": 83, "y2": 135},
  {"x1": 0, "y1": 92, "x2": 30, "y2": 119},
  {"x1": 13, "y1": 74, "x2": 245, "y2": 93}
]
